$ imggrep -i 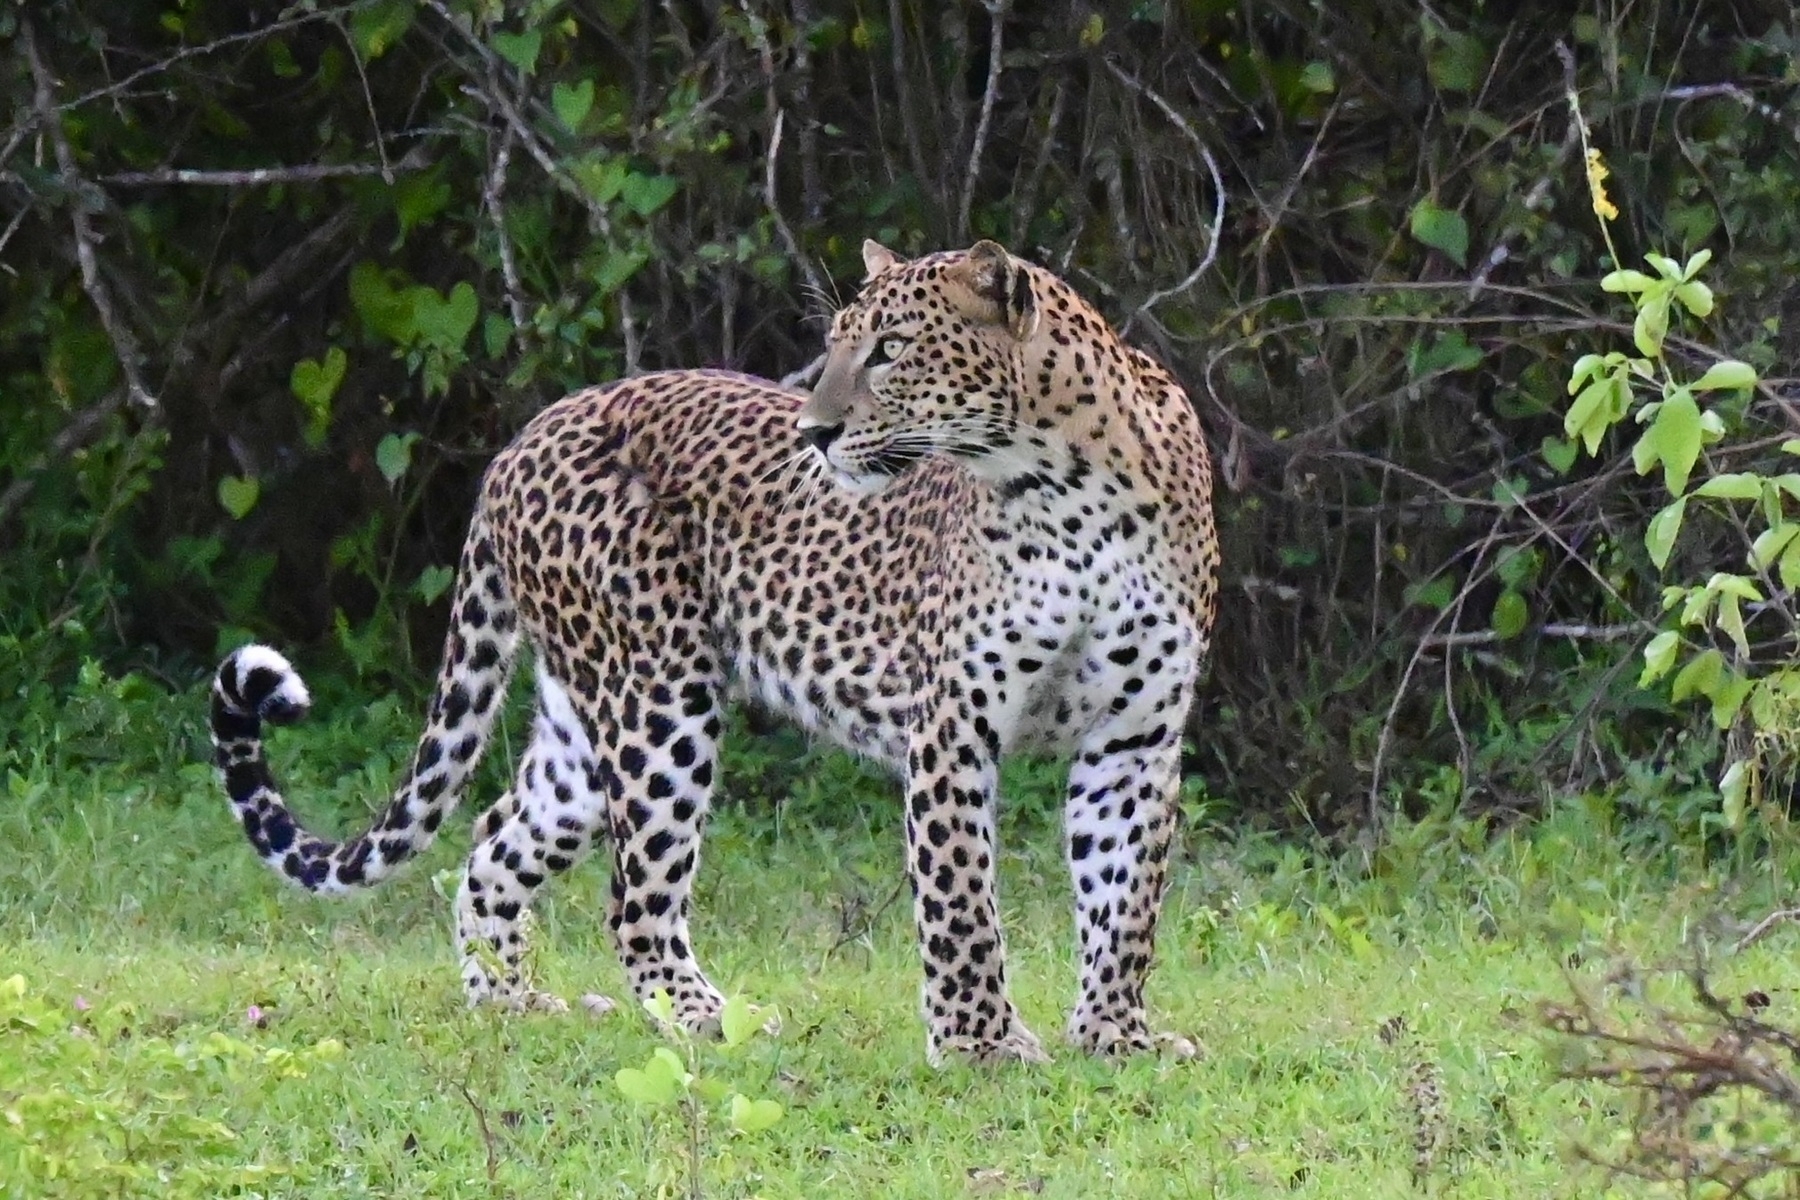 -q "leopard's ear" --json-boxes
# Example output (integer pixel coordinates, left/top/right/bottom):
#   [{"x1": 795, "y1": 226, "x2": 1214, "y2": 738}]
[
  {"x1": 946, "y1": 240, "x2": 1038, "y2": 341},
  {"x1": 862, "y1": 240, "x2": 906, "y2": 282}
]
